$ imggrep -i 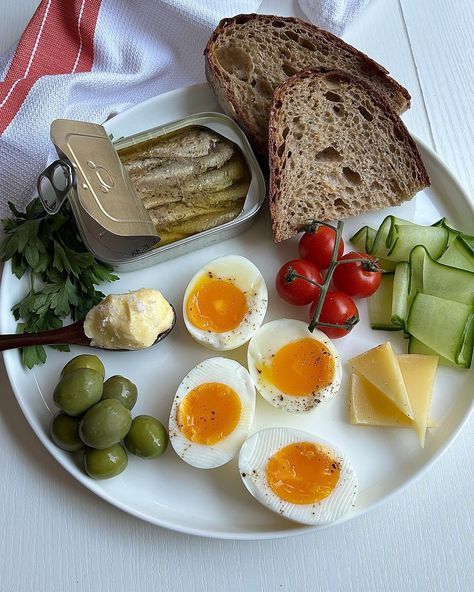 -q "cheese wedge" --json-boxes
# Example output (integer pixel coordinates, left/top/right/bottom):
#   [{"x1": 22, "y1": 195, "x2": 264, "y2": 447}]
[
  {"x1": 397, "y1": 354, "x2": 438, "y2": 447},
  {"x1": 349, "y1": 342, "x2": 413, "y2": 419},
  {"x1": 349, "y1": 373, "x2": 437, "y2": 432}
]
